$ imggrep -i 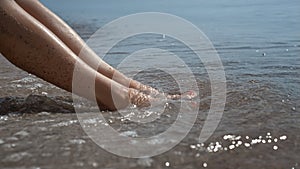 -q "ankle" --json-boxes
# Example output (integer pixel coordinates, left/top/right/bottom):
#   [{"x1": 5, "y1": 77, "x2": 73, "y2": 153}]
[{"x1": 129, "y1": 80, "x2": 141, "y2": 90}]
